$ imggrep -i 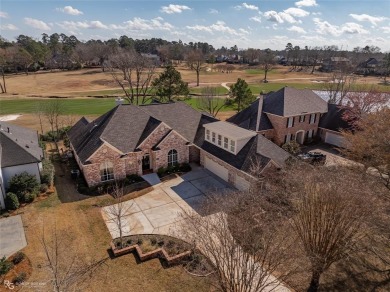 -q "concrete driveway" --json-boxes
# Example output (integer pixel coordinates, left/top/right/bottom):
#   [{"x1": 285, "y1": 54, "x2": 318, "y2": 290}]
[
  {"x1": 0, "y1": 215, "x2": 27, "y2": 258},
  {"x1": 102, "y1": 166, "x2": 232, "y2": 238}
]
